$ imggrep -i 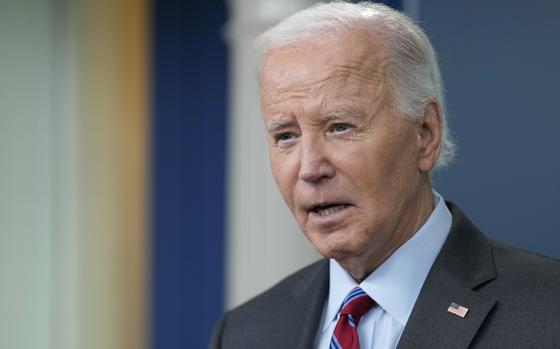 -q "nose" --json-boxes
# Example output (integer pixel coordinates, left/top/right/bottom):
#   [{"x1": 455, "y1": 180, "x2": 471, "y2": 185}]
[{"x1": 298, "y1": 136, "x2": 335, "y2": 183}]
